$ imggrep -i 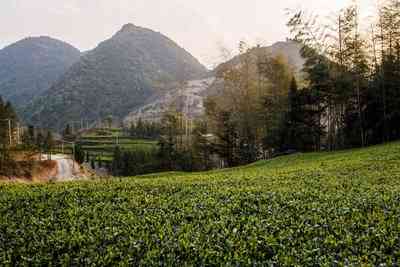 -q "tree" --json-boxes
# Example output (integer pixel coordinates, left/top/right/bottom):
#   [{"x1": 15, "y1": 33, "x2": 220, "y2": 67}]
[
  {"x1": 281, "y1": 77, "x2": 301, "y2": 150},
  {"x1": 74, "y1": 144, "x2": 85, "y2": 164},
  {"x1": 111, "y1": 146, "x2": 122, "y2": 175},
  {"x1": 63, "y1": 124, "x2": 73, "y2": 140},
  {"x1": 259, "y1": 54, "x2": 293, "y2": 152},
  {"x1": 191, "y1": 120, "x2": 213, "y2": 171},
  {"x1": 213, "y1": 111, "x2": 240, "y2": 167},
  {"x1": 36, "y1": 132, "x2": 44, "y2": 150},
  {"x1": 158, "y1": 111, "x2": 181, "y2": 170},
  {"x1": 90, "y1": 158, "x2": 96, "y2": 170},
  {"x1": 44, "y1": 131, "x2": 54, "y2": 160},
  {"x1": 86, "y1": 151, "x2": 90, "y2": 163}
]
